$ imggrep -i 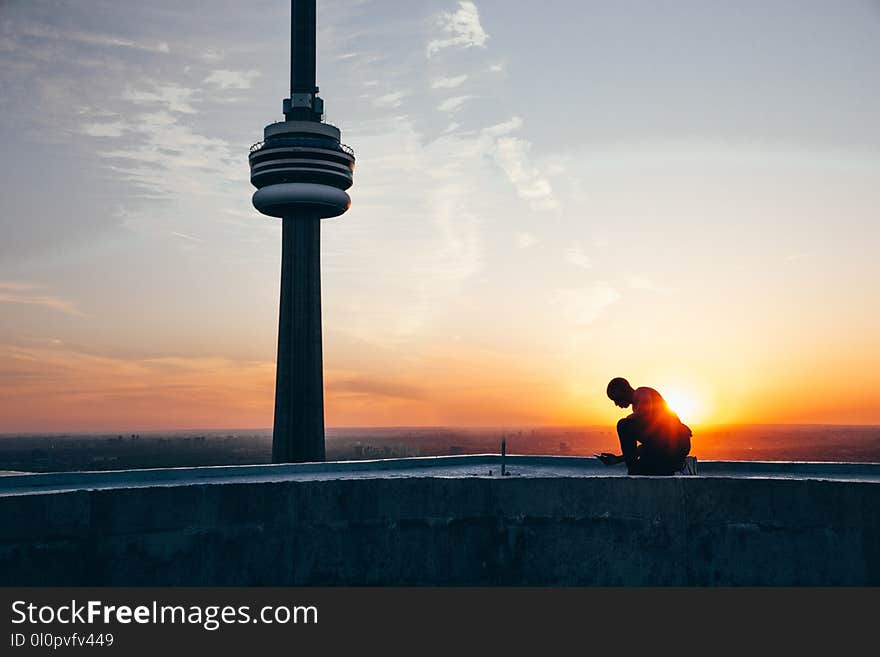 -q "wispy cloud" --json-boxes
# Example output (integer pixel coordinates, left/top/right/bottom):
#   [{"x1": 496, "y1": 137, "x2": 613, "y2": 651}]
[
  {"x1": 171, "y1": 231, "x2": 205, "y2": 244},
  {"x1": 483, "y1": 117, "x2": 558, "y2": 211},
  {"x1": 553, "y1": 282, "x2": 620, "y2": 326},
  {"x1": 565, "y1": 244, "x2": 593, "y2": 269},
  {"x1": 122, "y1": 84, "x2": 198, "y2": 114},
  {"x1": 0, "y1": 344, "x2": 274, "y2": 431},
  {"x1": 326, "y1": 376, "x2": 426, "y2": 401},
  {"x1": 0, "y1": 282, "x2": 81, "y2": 315},
  {"x1": 431, "y1": 75, "x2": 468, "y2": 89},
  {"x1": 80, "y1": 90, "x2": 251, "y2": 247},
  {"x1": 0, "y1": 282, "x2": 35, "y2": 292},
  {"x1": 628, "y1": 276, "x2": 672, "y2": 294},
  {"x1": 517, "y1": 232, "x2": 537, "y2": 248},
  {"x1": 200, "y1": 49, "x2": 224, "y2": 62},
  {"x1": 81, "y1": 121, "x2": 126, "y2": 137},
  {"x1": 373, "y1": 91, "x2": 408, "y2": 108},
  {"x1": 437, "y1": 95, "x2": 473, "y2": 112},
  {"x1": 96, "y1": 108, "x2": 239, "y2": 198},
  {"x1": 429, "y1": 183, "x2": 483, "y2": 283},
  {"x1": 491, "y1": 139, "x2": 556, "y2": 209},
  {"x1": 427, "y1": 1, "x2": 489, "y2": 57},
  {"x1": 333, "y1": 115, "x2": 489, "y2": 342},
  {"x1": 13, "y1": 21, "x2": 170, "y2": 54},
  {"x1": 204, "y1": 69, "x2": 260, "y2": 90},
  {"x1": 784, "y1": 252, "x2": 811, "y2": 262},
  {"x1": 483, "y1": 116, "x2": 523, "y2": 137}
]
